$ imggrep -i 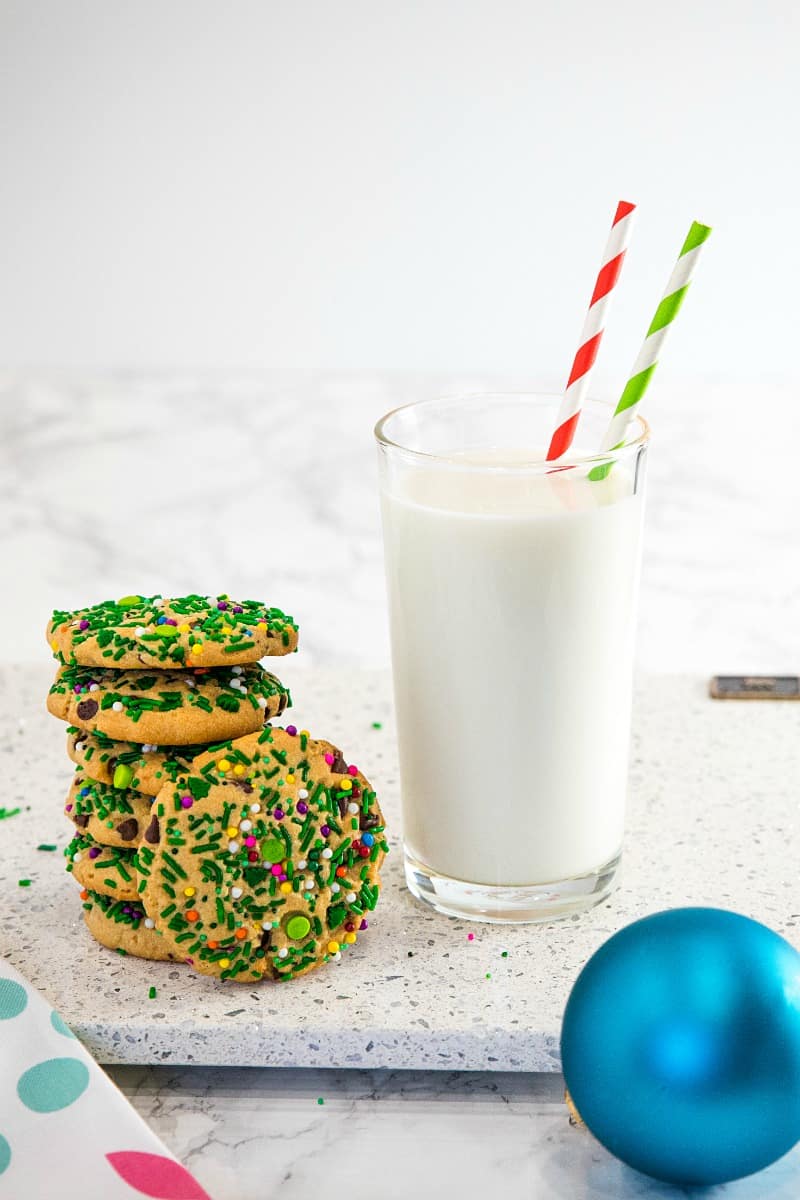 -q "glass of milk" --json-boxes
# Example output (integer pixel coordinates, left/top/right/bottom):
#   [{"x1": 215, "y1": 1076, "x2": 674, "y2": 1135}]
[{"x1": 376, "y1": 394, "x2": 648, "y2": 923}]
